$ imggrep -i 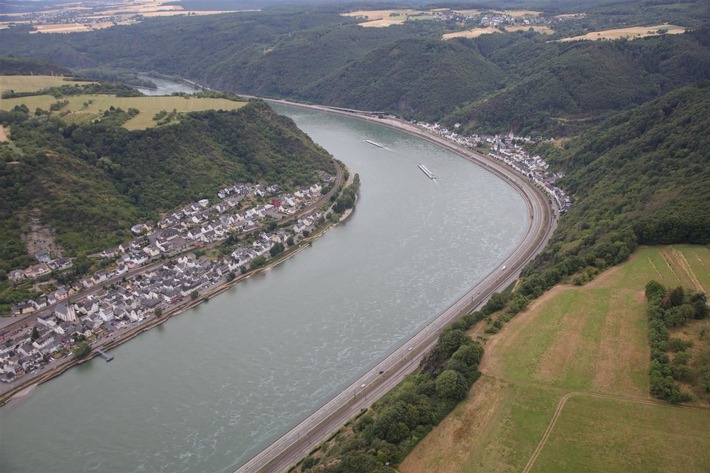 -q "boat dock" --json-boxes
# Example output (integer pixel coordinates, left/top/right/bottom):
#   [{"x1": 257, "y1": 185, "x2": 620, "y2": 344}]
[{"x1": 96, "y1": 349, "x2": 114, "y2": 362}]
